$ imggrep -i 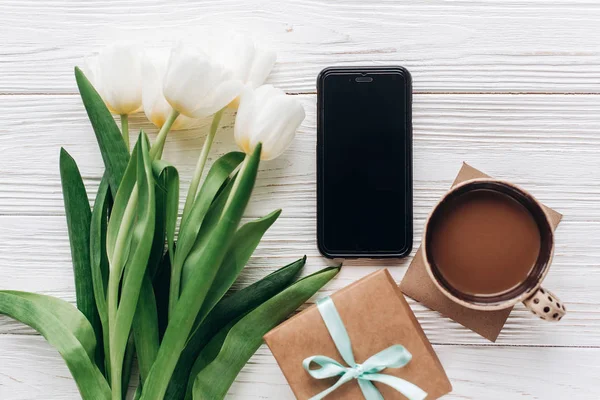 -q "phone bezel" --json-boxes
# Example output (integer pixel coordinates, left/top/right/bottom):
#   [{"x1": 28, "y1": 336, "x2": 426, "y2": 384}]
[{"x1": 316, "y1": 66, "x2": 413, "y2": 259}]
